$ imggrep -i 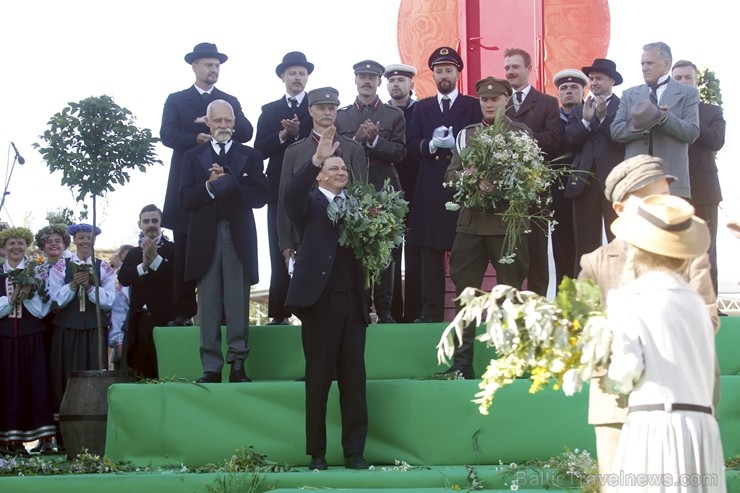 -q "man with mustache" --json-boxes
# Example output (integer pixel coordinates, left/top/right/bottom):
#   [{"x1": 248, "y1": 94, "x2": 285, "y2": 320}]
[
  {"x1": 277, "y1": 88, "x2": 367, "y2": 278},
  {"x1": 179, "y1": 99, "x2": 269, "y2": 384},
  {"x1": 255, "y1": 52, "x2": 314, "y2": 326},
  {"x1": 504, "y1": 47, "x2": 561, "y2": 296},
  {"x1": 117, "y1": 204, "x2": 177, "y2": 379},
  {"x1": 335, "y1": 60, "x2": 406, "y2": 323},
  {"x1": 406, "y1": 47, "x2": 482, "y2": 323},
  {"x1": 384, "y1": 63, "x2": 420, "y2": 322},
  {"x1": 161, "y1": 42, "x2": 254, "y2": 329}
]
